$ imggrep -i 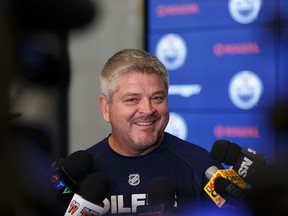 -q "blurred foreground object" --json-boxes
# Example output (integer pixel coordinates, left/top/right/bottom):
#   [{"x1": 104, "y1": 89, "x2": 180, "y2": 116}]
[{"x1": 1, "y1": 0, "x2": 98, "y2": 215}]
